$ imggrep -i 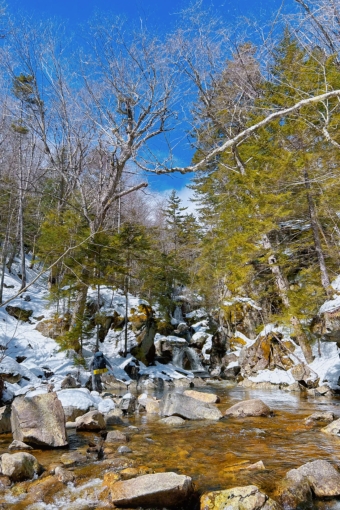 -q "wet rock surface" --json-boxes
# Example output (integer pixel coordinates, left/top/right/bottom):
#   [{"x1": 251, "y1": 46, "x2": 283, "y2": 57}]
[
  {"x1": 224, "y1": 398, "x2": 271, "y2": 418},
  {"x1": 200, "y1": 485, "x2": 282, "y2": 510},
  {"x1": 161, "y1": 392, "x2": 222, "y2": 420},
  {"x1": 0, "y1": 452, "x2": 41, "y2": 481},
  {"x1": 108, "y1": 471, "x2": 194, "y2": 508}
]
